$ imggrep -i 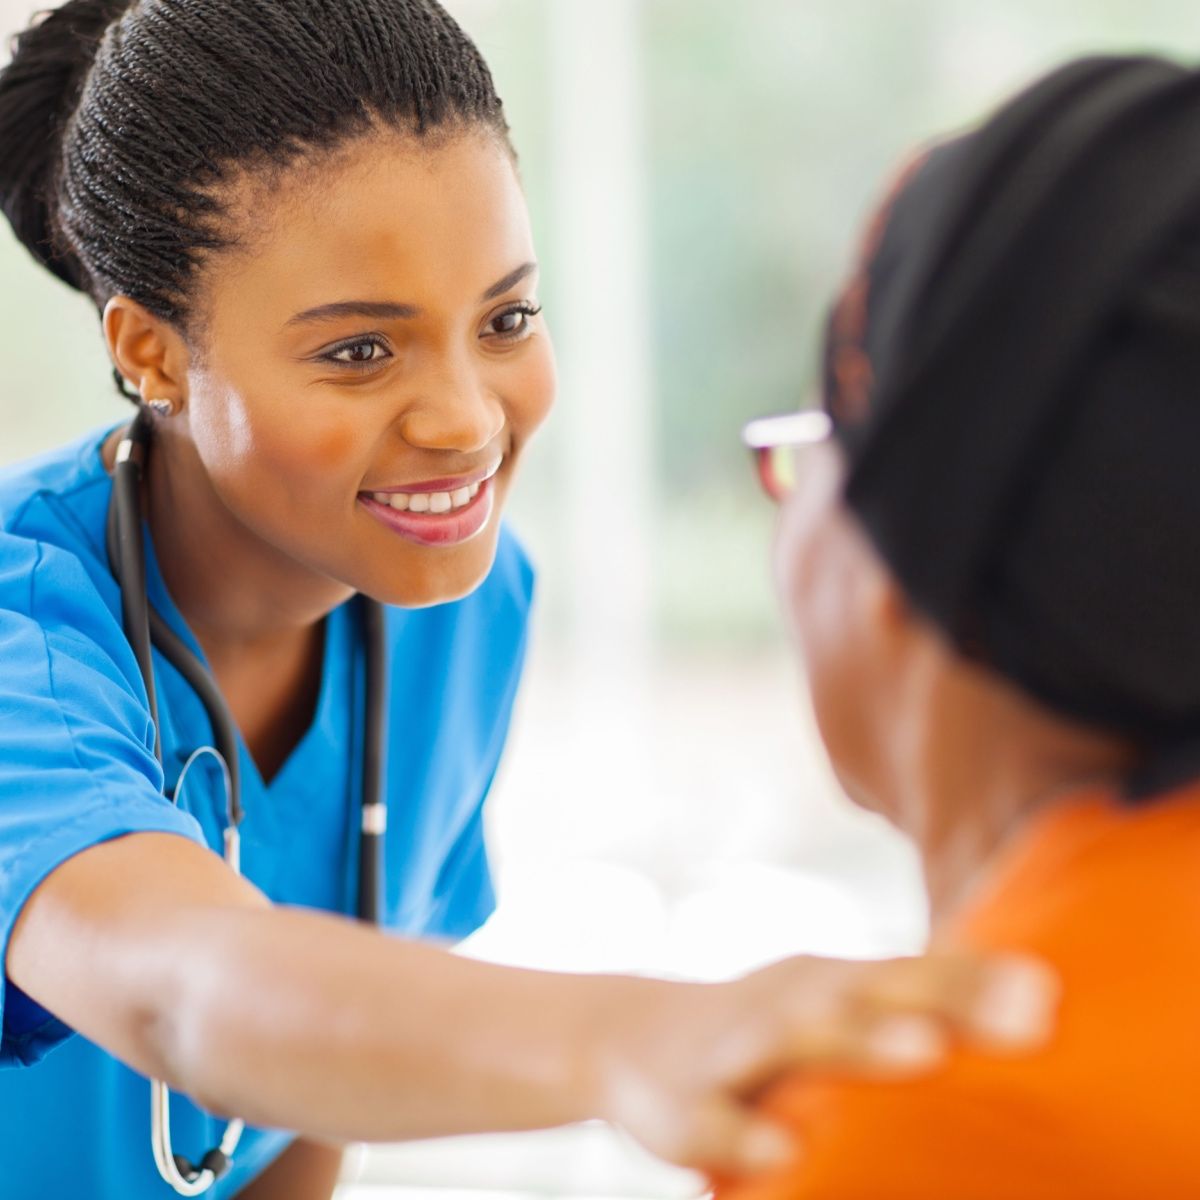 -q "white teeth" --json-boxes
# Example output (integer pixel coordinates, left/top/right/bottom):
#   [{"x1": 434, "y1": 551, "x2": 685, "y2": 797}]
[{"x1": 371, "y1": 478, "x2": 485, "y2": 516}]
